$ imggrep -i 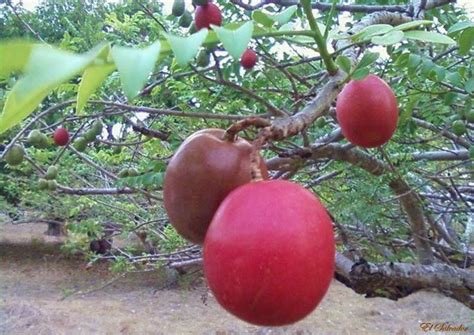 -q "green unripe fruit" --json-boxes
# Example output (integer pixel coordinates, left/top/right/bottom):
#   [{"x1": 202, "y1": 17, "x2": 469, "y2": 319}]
[
  {"x1": 4, "y1": 144, "x2": 24, "y2": 166},
  {"x1": 84, "y1": 129, "x2": 97, "y2": 142},
  {"x1": 172, "y1": 0, "x2": 185, "y2": 17},
  {"x1": 47, "y1": 180, "x2": 57, "y2": 191},
  {"x1": 179, "y1": 10, "x2": 192, "y2": 28},
  {"x1": 465, "y1": 110, "x2": 474, "y2": 123},
  {"x1": 118, "y1": 168, "x2": 129, "y2": 178},
  {"x1": 192, "y1": 0, "x2": 209, "y2": 5},
  {"x1": 127, "y1": 168, "x2": 139, "y2": 177},
  {"x1": 316, "y1": 117, "x2": 327, "y2": 128},
  {"x1": 91, "y1": 120, "x2": 103, "y2": 136},
  {"x1": 196, "y1": 49, "x2": 210, "y2": 67},
  {"x1": 73, "y1": 137, "x2": 88, "y2": 152},
  {"x1": 452, "y1": 120, "x2": 467, "y2": 136},
  {"x1": 38, "y1": 178, "x2": 49, "y2": 190},
  {"x1": 45, "y1": 165, "x2": 58, "y2": 180},
  {"x1": 28, "y1": 130, "x2": 49, "y2": 149},
  {"x1": 112, "y1": 146, "x2": 122, "y2": 154},
  {"x1": 189, "y1": 23, "x2": 197, "y2": 34}
]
